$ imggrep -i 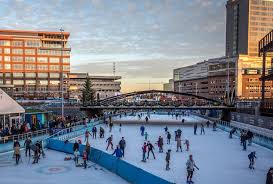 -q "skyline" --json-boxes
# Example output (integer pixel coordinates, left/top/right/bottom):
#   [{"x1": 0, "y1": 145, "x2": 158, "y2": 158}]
[{"x1": 0, "y1": 0, "x2": 227, "y2": 92}]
